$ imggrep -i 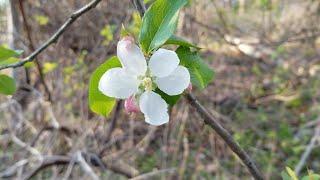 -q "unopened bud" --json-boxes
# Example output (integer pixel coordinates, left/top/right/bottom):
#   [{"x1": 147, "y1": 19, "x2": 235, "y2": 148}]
[
  {"x1": 187, "y1": 83, "x2": 192, "y2": 92},
  {"x1": 124, "y1": 95, "x2": 140, "y2": 113},
  {"x1": 118, "y1": 36, "x2": 135, "y2": 51}
]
